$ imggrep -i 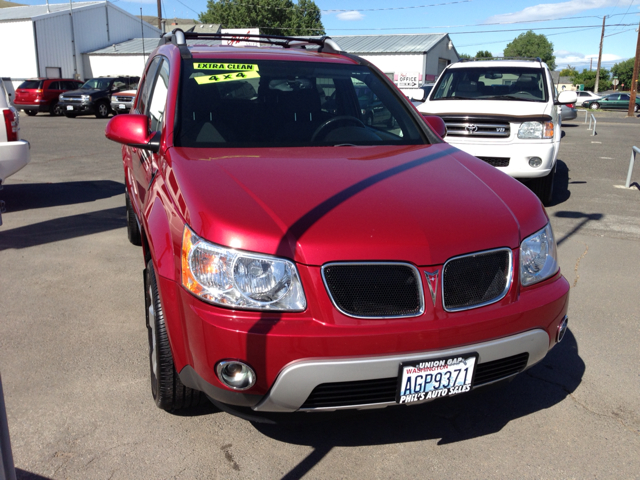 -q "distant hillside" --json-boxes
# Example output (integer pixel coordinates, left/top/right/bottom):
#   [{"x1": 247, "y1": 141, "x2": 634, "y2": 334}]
[
  {"x1": 0, "y1": 0, "x2": 25, "y2": 7},
  {"x1": 141, "y1": 15, "x2": 198, "y2": 27}
]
